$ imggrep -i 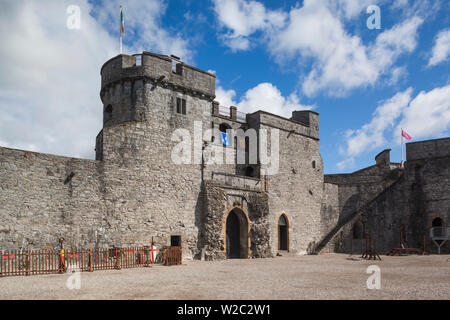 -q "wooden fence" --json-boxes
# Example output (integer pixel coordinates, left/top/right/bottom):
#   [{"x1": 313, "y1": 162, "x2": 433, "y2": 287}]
[
  {"x1": 162, "y1": 246, "x2": 182, "y2": 266},
  {"x1": 0, "y1": 247, "x2": 153, "y2": 277}
]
